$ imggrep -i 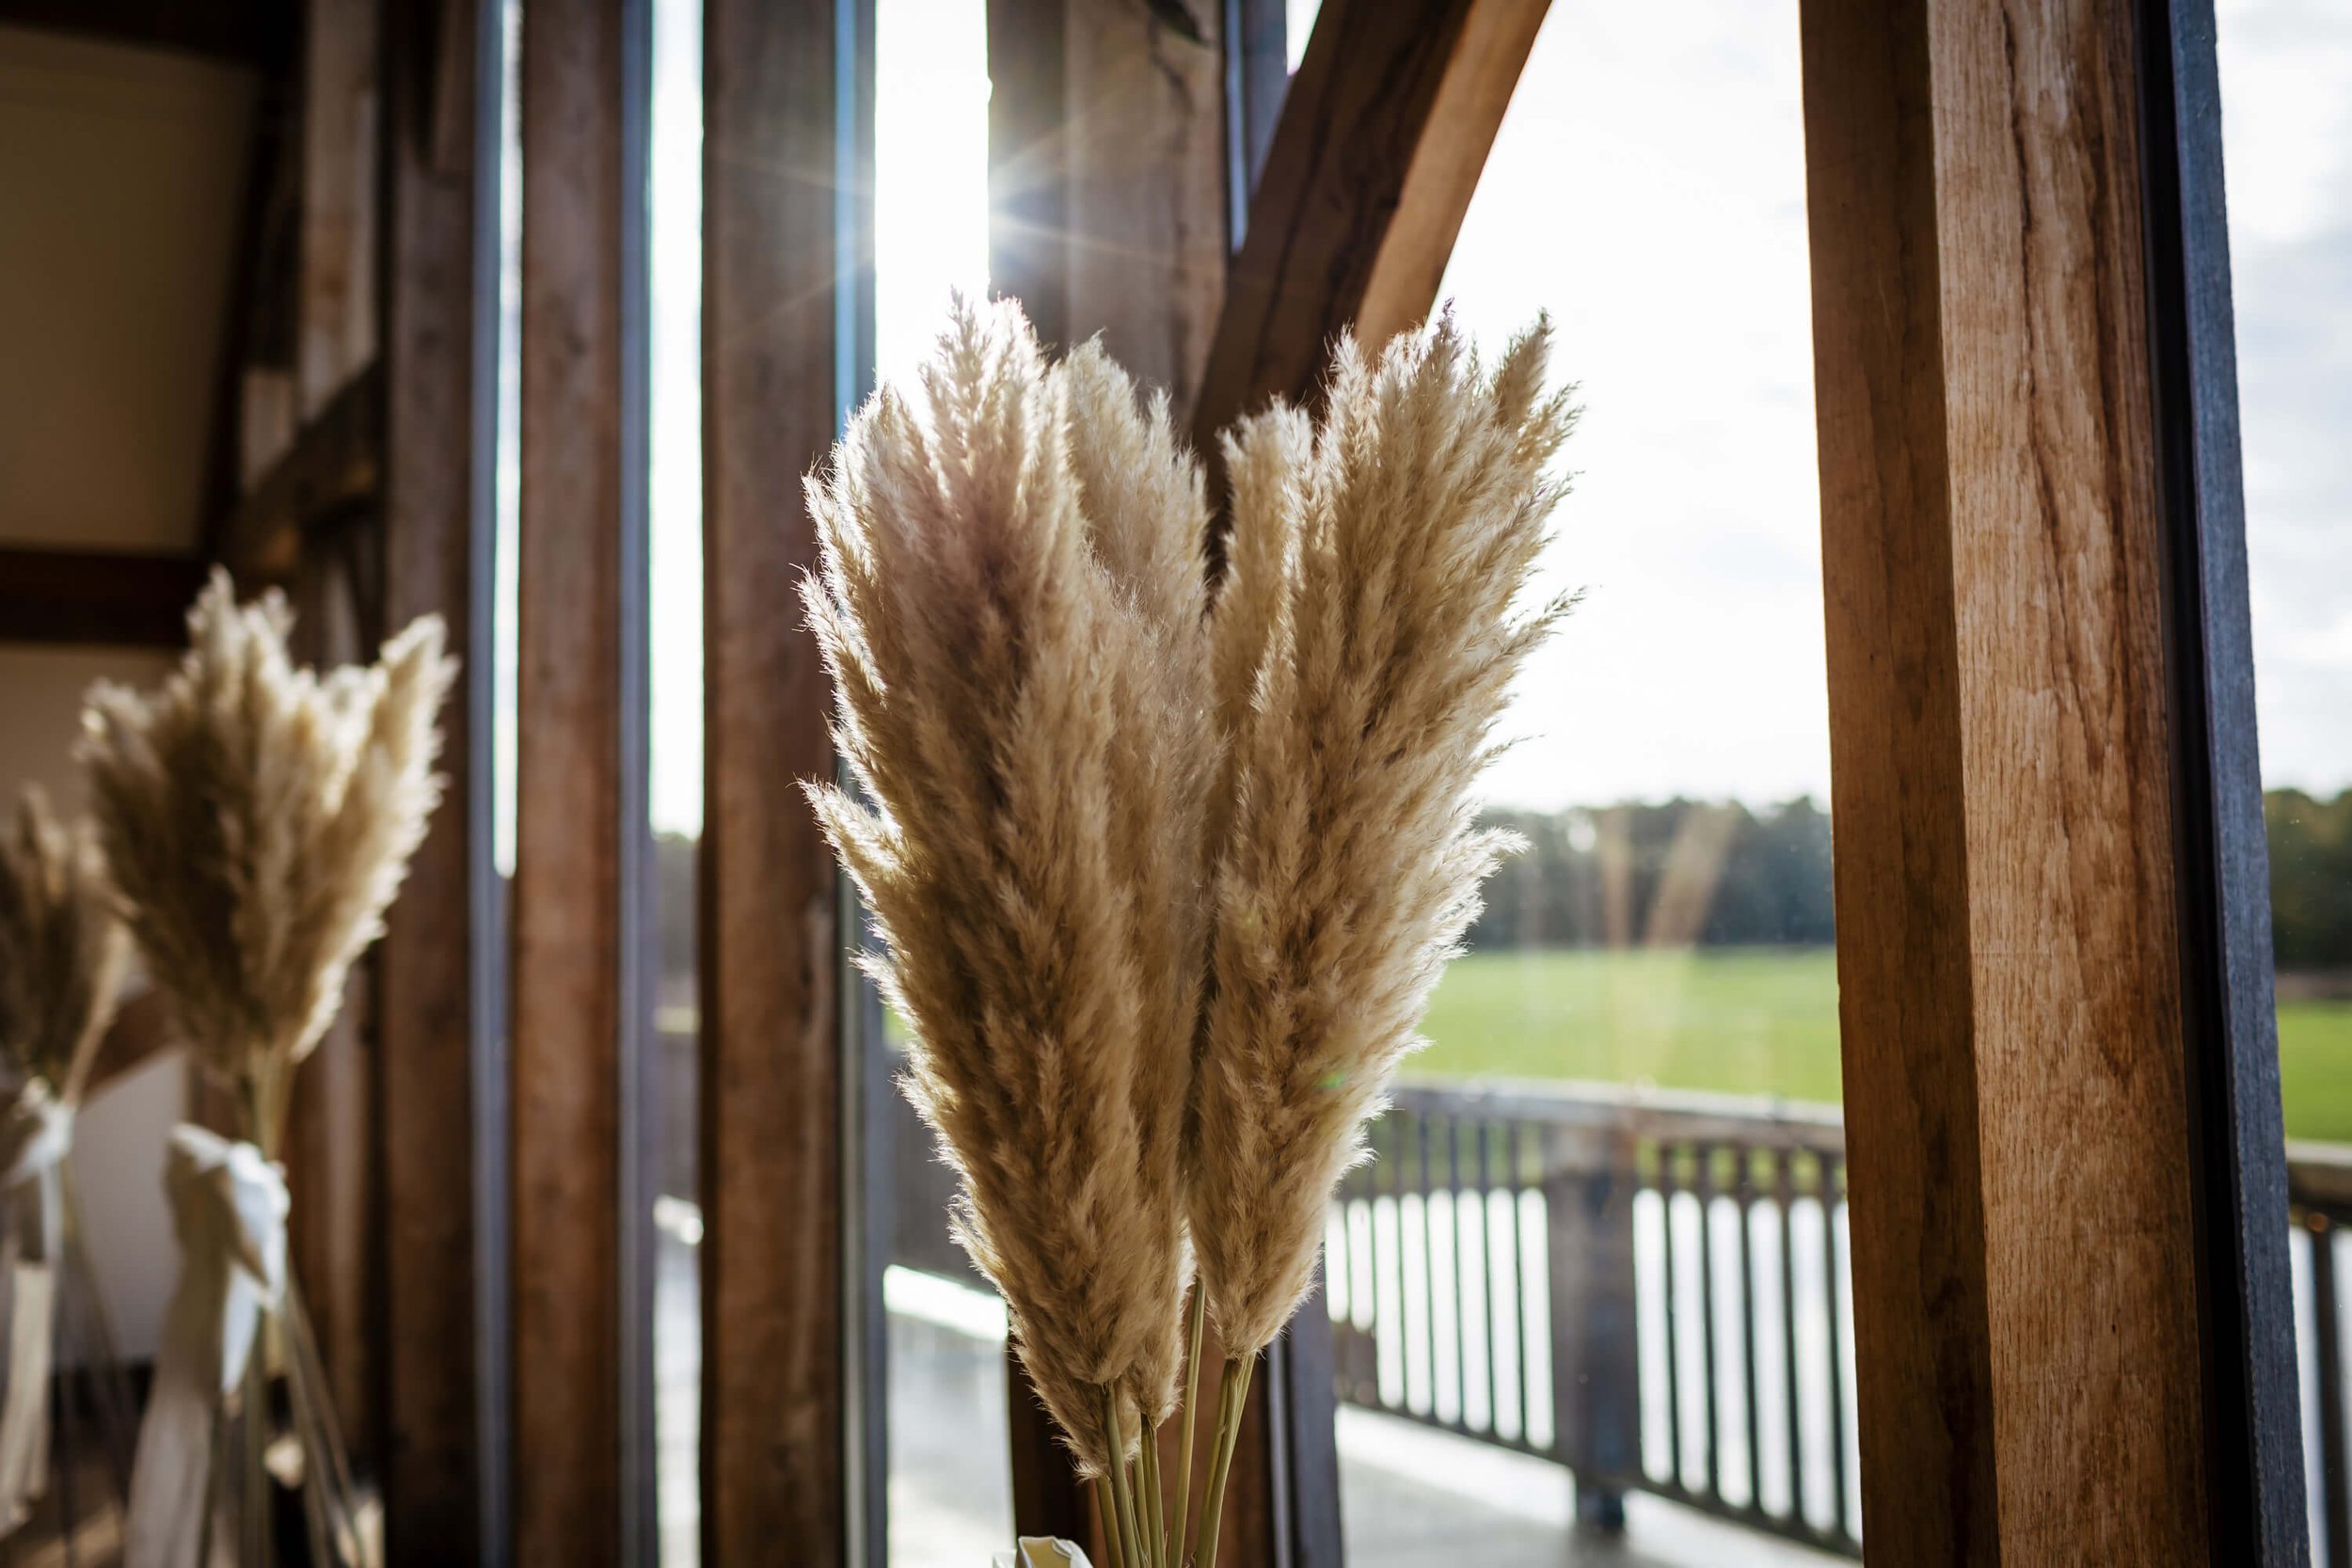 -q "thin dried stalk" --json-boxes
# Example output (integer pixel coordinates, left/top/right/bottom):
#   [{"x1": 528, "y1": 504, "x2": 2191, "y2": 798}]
[
  {"x1": 0, "y1": 788, "x2": 128, "y2": 1104},
  {"x1": 78, "y1": 570, "x2": 455, "y2": 1150}
]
